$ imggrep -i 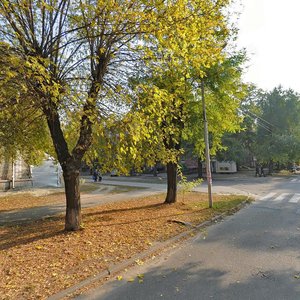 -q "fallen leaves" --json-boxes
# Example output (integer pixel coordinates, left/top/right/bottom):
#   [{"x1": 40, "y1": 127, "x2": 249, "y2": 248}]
[
  {"x1": 0, "y1": 192, "x2": 65, "y2": 212},
  {"x1": 0, "y1": 192, "x2": 247, "y2": 299},
  {"x1": 135, "y1": 259, "x2": 144, "y2": 266},
  {"x1": 35, "y1": 245, "x2": 44, "y2": 250}
]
